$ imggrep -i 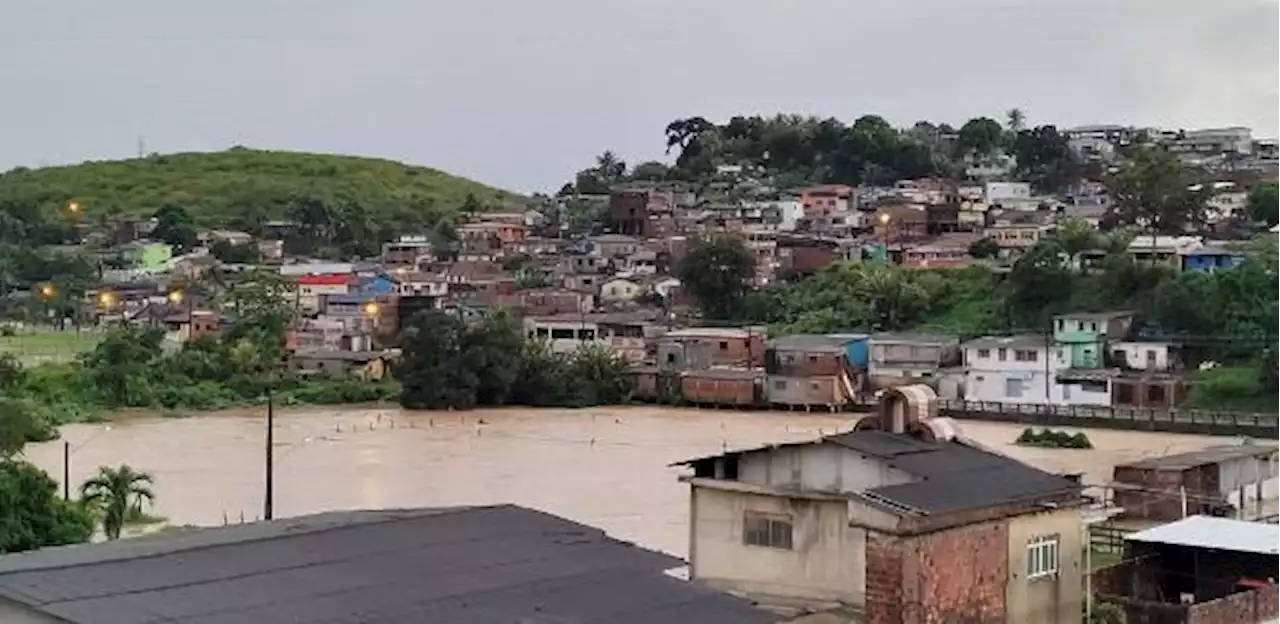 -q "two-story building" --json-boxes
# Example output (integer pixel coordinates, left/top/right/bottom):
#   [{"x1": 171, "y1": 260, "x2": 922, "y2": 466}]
[
  {"x1": 659, "y1": 328, "x2": 765, "y2": 370},
  {"x1": 867, "y1": 333, "x2": 960, "y2": 388},
  {"x1": 523, "y1": 312, "x2": 662, "y2": 361},
  {"x1": 960, "y1": 335, "x2": 1112, "y2": 406},
  {"x1": 1052, "y1": 311, "x2": 1134, "y2": 368},
  {"x1": 381, "y1": 236, "x2": 434, "y2": 268},
  {"x1": 798, "y1": 185, "x2": 855, "y2": 217},
  {"x1": 675, "y1": 388, "x2": 1086, "y2": 622}
]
